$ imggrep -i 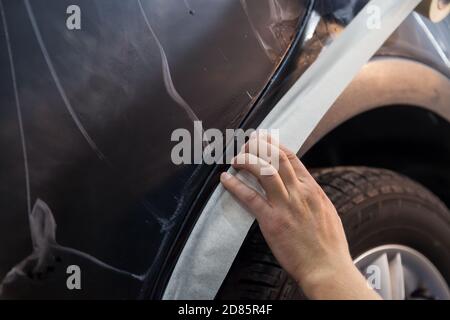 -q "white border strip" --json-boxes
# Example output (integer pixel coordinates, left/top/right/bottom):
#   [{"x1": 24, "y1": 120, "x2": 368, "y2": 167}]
[{"x1": 163, "y1": 0, "x2": 421, "y2": 300}]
